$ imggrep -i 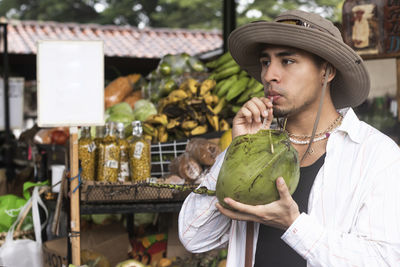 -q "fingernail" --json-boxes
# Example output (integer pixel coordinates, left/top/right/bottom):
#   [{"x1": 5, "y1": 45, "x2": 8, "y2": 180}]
[
  {"x1": 277, "y1": 177, "x2": 285, "y2": 185},
  {"x1": 224, "y1": 198, "x2": 231, "y2": 204},
  {"x1": 263, "y1": 110, "x2": 268, "y2": 117},
  {"x1": 256, "y1": 117, "x2": 261, "y2": 122}
]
